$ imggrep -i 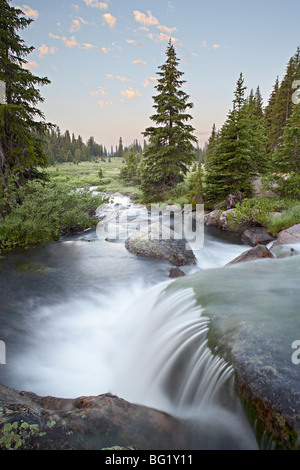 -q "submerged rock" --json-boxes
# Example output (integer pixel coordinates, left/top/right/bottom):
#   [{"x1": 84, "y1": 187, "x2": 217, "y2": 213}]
[
  {"x1": 226, "y1": 244, "x2": 275, "y2": 265},
  {"x1": 169, "y1": 267, "x2": 186, "y2": 278},
  {"x1": 125, "y1": 222, "x2": 197, "y2": 267}
]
